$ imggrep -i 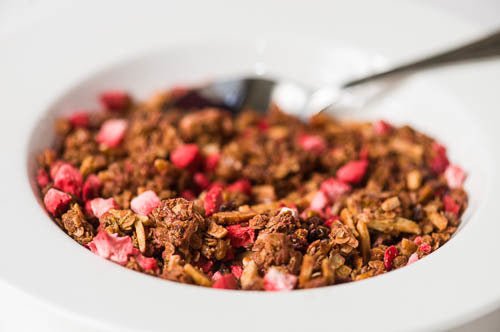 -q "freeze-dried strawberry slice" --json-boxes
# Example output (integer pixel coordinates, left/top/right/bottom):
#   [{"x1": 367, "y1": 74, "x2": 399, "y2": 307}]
[
  {"x1": 226, "y1": 224, "x2": 255, "y2": 248},
  {"x1": 99, "y1": 90, "x2": 131, "y2": 112},
  {"x1": 82, "y1": 174, "x2": 101, "y2": 201},
  {"x1": 430, "y1": 142, "x2": 449, "y2": 174},
  {"x1": 373, "y1": 120, "x2": 393, "y2": 135},
  {"x1": 443, "y1": 194, "x2": 460, "y2": 216},
  {"x1": 384, "y1": 245, "x2": 398, "y2": 271},
  {"x1": 87, "y1": 229, "x2": 134, "y2": 265},
  {"x1": 407, "y1": 252, "x2": 419, "y2": 265},
  {"x1": 320, "y1": 178, "x2": 351, "y2": 202},
  {"x1": 336, "y1": 159, "x2": 369, "y2": 184},
  {"x1": 212, "y1": 274, "x2": 238, "y2": 289},
  {"x1": 170, "y1": 144, "x2": 200, "y2": 169},
  {"x1": 36, "y1": 168, "x2": 50, "y2": 188},
  {"x1": 193, "y1": 172, "x2": 210, "y2": 190},
  {"x1": 263, "y1": 267, "x2": 297, "y2": 291},
  {"x1": 444, "y1": 164, "x2": 466, "y2": 189},
  {"x1": 413, "y1": 236, "x2": 423, "y2": 246},
  {"x1": 52, "y1": 163, "x2": 83, "y2": 196},
  {"x1": 132, "y1": 248, "x2": 157, "y2": 272},
  {"x1": 204, "y1": 185, "x2": 223, "y2": 216},
  {"x1": 96, "y1": 119, "x2": 128, "y2": 148},
  {"x1": 89, "y1": 197, "x2": 118, "y2": 218},
  {"x1": 298, "y1": 134, "x2": 327, "y2": 155},
  {"x1": 230, "y1": 265, "x2": 243, "y2": 279},
  {"x1": 49, "y1": 161, "x2": 68, "y2": 179},
  {"x1": 68, "y1": 111, "x2": 90, "y2": 128},
  {"x1": 204, "y1": 153, "x2": 220, "y2": 172},
  {"x1": 418, "y1": 243, "x2": 432, "y2": 254},
  {"x1": 43, "y1": 188, "x2": 72, "y2": 216},
  {"x1": 131, "y1": 190, "x2": 160, "y2": 216},
  {"x1": 212, "y1": 271, "x2": 223, "y2": 281},
  {"x1": 310, "y1": 190, "x2": 328, "y2": 212},
  {"x1": 227, "y1": 179, "x2": 252, "y2": 195}
]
